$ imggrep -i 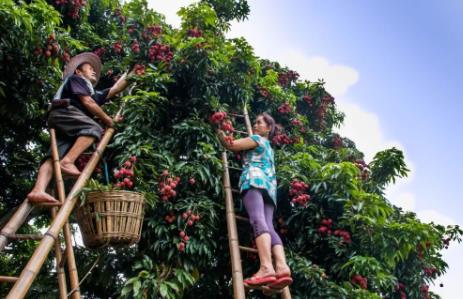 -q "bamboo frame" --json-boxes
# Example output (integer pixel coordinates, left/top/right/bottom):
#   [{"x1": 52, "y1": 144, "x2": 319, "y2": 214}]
[
  {"x1": 6, "y1": 127, "x2": 115, "y2": 299},
  {"x1": 50, "y1": 128, "x2": 80, "y2": 299},
  {"x1": 0, "y1": 201, "x2": 34, "y2": 251},
  {"x1": 222, "y1": 151, "x2": 246, "y2": 299}
]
